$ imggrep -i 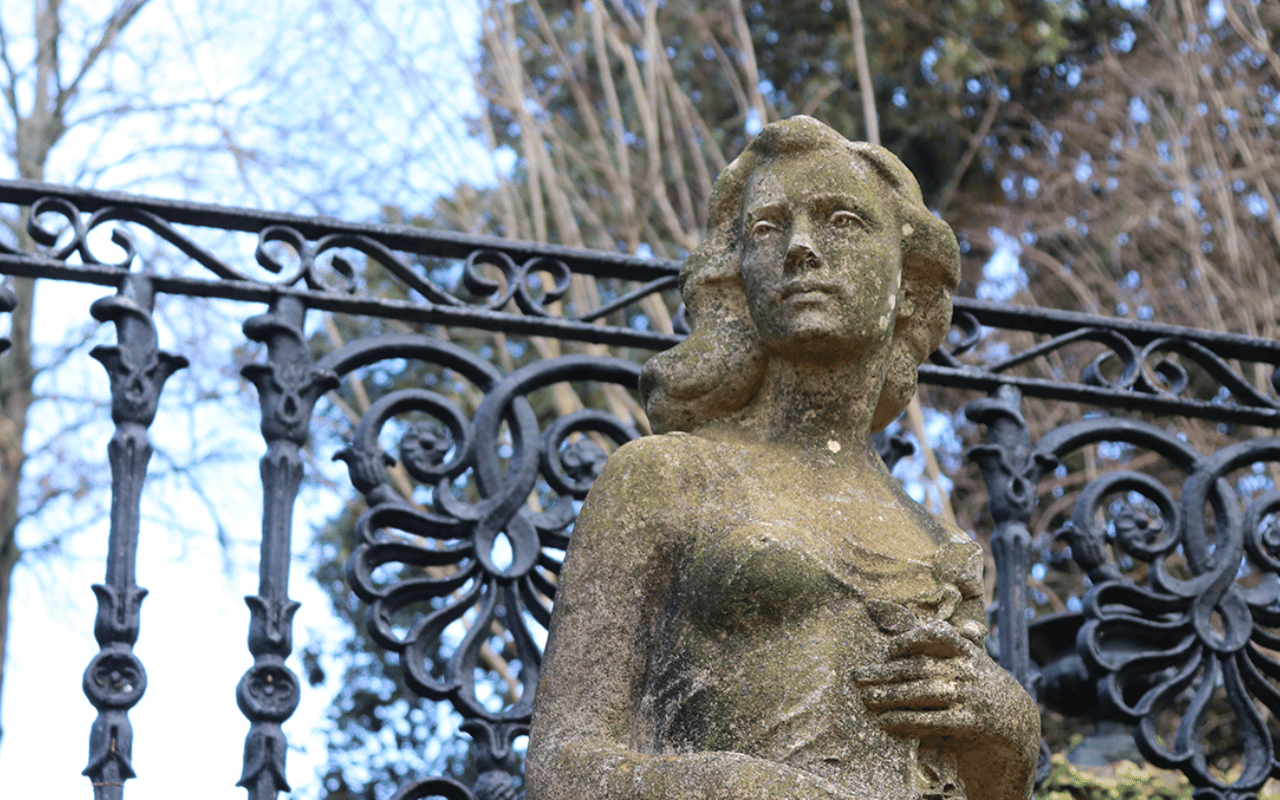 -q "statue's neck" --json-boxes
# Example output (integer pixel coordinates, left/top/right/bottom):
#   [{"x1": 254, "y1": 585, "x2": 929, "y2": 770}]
[{"x1": 728, "y1": 351, "x2": 890, "y2": 458}]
